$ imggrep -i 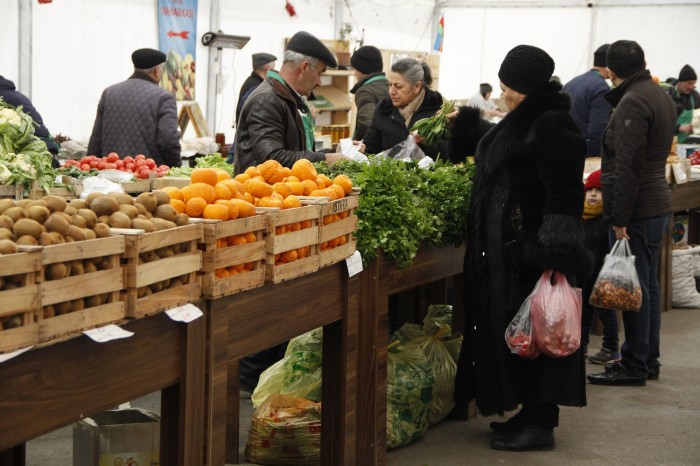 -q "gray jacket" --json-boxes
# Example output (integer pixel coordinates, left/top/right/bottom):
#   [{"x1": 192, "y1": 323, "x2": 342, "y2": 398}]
[
  {"x1": 88, "y1": 72, "x2": 181, "y2": 167},
  {"x1": 350, "y1": 72, "x2": 389, "y2": 140}
]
